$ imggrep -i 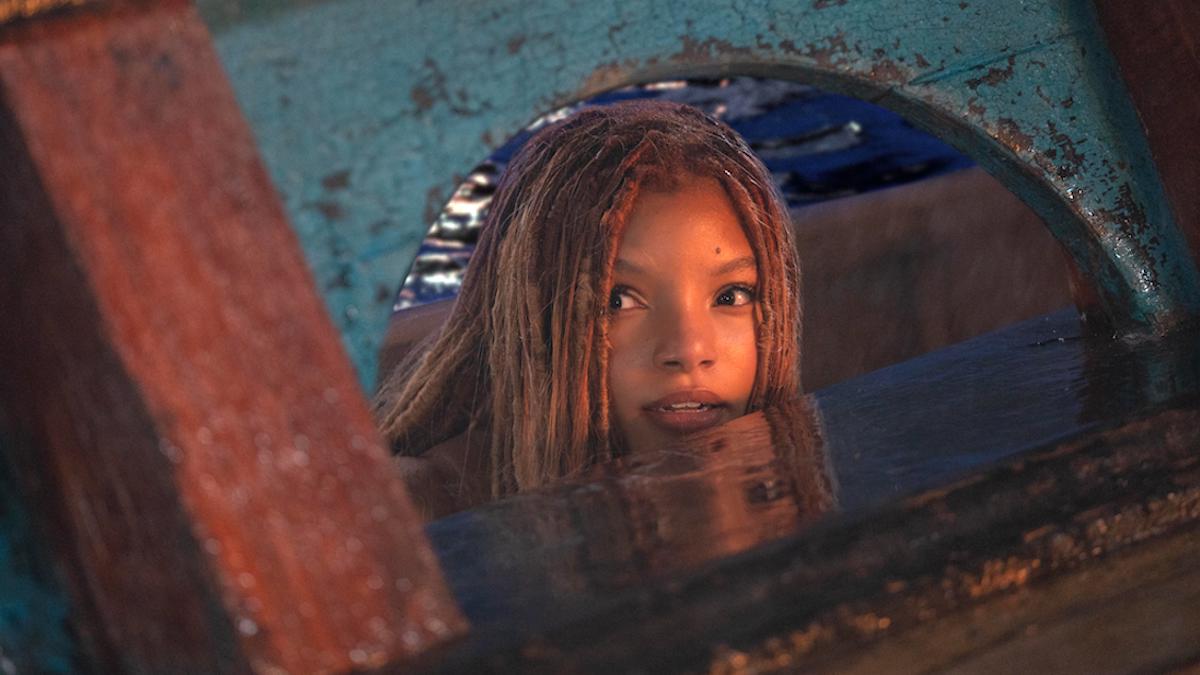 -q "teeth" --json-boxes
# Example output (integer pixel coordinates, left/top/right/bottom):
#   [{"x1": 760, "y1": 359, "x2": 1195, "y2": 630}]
[{"x1": 664, "y1": 402, "x2": 705, "y2": 411}]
